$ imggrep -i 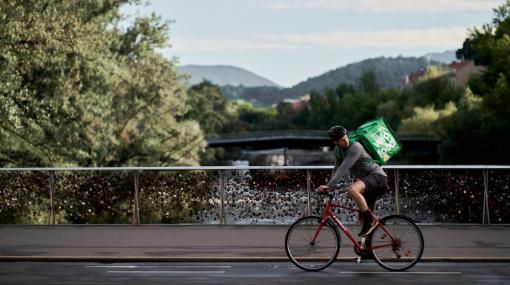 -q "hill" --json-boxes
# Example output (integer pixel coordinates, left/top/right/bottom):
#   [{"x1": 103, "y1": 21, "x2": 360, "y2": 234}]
[
  {"x1": 178, "y1": 65, "x2": 279, "y2": 87},
  {"x1": 285, "y1": 56, "x2": 435, "y2": 97},
  {"x1": 422, "y1": 50, "x2": 457, "y2": 64},
  {"x1": 222, "y1": 56, "x2": 438, "y2": 106}
]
